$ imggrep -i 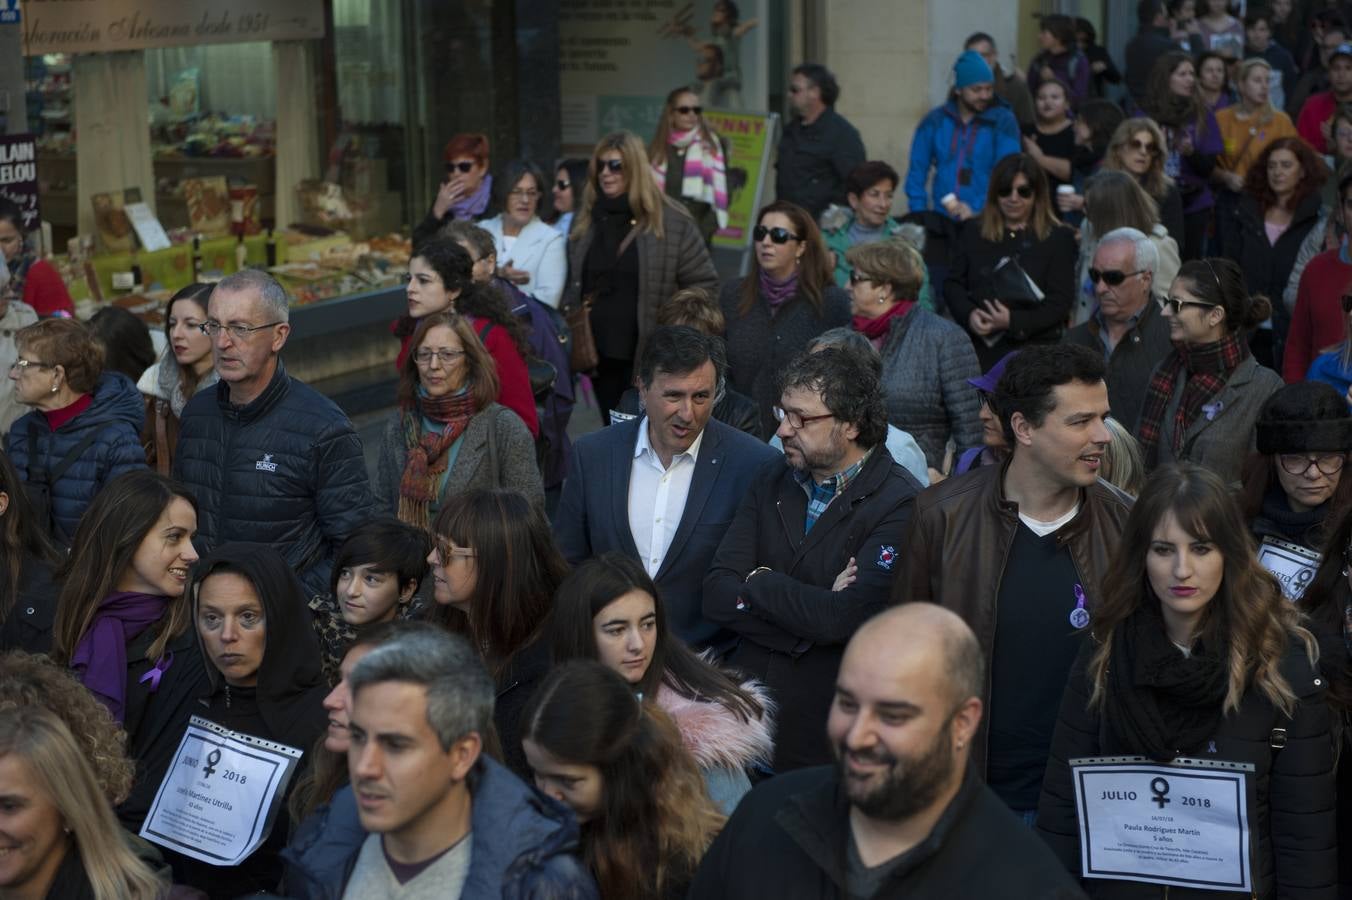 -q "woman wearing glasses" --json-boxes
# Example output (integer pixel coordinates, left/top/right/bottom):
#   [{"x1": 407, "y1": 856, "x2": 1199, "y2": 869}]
[
  {"x1": 376, "y1": 311, "x2": 542, "y2": 527},
  {"x1": 138, "y1": 283, "x2": 217, "y2": 475},
  {"x1": 1221, "y1": 137, "x2": 1328, "y2": 369},
  {"x1": 719, "y1": 199, "x2": 849, "y2": 436},
  {"x1": 648, "y1": 86, "x2": 730, "y2": 245},
  {"x1": 945, "y1": 153, "x2": 1078, "y2": 370},
  {"x1": 412, "y1": 132, "x2": 495, "y2": 245},
  {"x1": 1241, "y1": 383, "x2": 1352, "y2": 579},
  {"x1": 561, "y1": 130, "x2": 718, "y2": 418},
  {"x1": 1136, "y1": 257, "x2": 1283, "y2": 485},
  {"x1": 548, "y1": 158, "x2": 588, "y2": 237},
  {"x1": 479, "y1": 160, "x2": 566, "y2": 308},
  {"x1": 5, "y1": 318, "x2": 146, "y2": 545},
  {"x1": 1103, "y1": 118, "x2": 1186, "y2": 248}
]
